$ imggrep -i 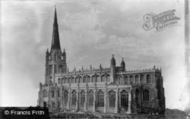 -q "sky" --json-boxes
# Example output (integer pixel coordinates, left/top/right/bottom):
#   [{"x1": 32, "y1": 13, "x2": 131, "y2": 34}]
[{"x1": 0, "y1": 0, "x2": 189, "y2": 111}]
